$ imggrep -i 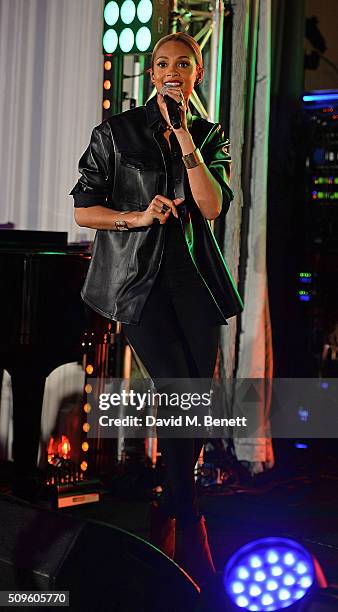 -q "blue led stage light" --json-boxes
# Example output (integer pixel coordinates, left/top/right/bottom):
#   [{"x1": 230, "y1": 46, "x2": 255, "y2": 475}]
[
  {"x1": 303, "y1": 93, "x2": 338, "y2": 103},
  {"x1": 224, "y1": 538, "x2": 316, "y2": 611}
]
